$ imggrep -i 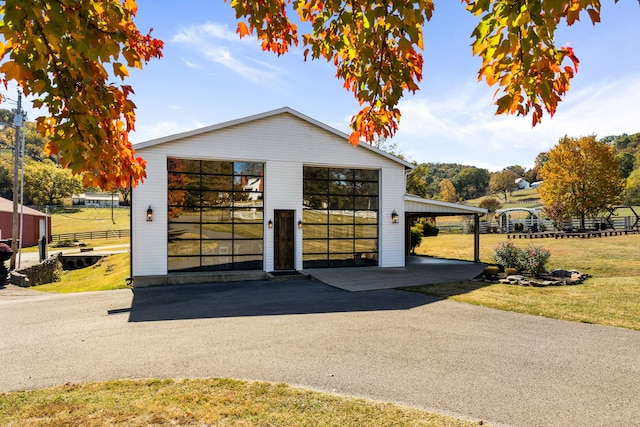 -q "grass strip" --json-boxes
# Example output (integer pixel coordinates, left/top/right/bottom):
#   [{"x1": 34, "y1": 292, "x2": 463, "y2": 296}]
[
  {"x1": 411, "y1": 233, "x2": 640, "y2": 331},
  {"x1": 0, "y1": 379, "x2": 484, "y2": 427},
  {"x1": 32, "y1": 253, "x2": 131, "y2": 293}
]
